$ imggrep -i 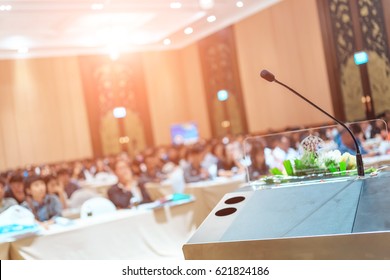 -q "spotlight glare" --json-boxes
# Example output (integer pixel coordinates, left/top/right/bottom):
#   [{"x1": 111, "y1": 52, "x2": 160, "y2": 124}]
[
  {"x1": 91, "y1": 3, "x2": 104, "y2": 10},
  {"x1": 170, "y1": 2, "x2": 182, "y2": 9},
  {"x1": 184, "y1": 27, "x2": 193, "y2": 35},
  {"x1": 207, "y1": 15, "x2": 217, "y2": 23}
]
